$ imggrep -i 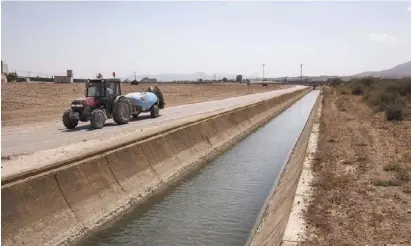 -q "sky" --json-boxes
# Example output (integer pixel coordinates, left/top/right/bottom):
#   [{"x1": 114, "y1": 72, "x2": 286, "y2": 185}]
[{"x1": 1, "y1": 1, "x2": 411, "y2": 79}]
